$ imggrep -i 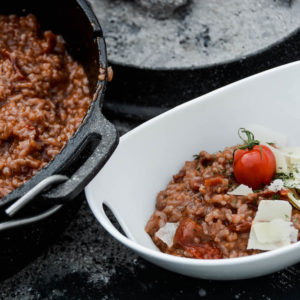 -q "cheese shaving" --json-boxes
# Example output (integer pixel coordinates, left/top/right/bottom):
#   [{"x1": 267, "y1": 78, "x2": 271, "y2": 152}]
[
  {"x1": 281, "y1": 147, "x2": 300, "y2": 166},
  {"x1": 267, "y1": 179, "x2": 284, "y2": 193},
  {"x1": 247, "y1": 200, "x2": 298, "y2": 251},
  {"x1": 254, "y1": 219, "x2": 292, "y2": 243},
  {"x1": 262, "y1": 143, "x2": 289, "y2": 173},
  {"x1": 248, "y1": 220, "x2": 297, "y2": 250},
  {"x1": 254, "y1": 200, "x2": 291, "y2": 222},
  {"x1": 228, "y1": 184, "x2": 253, "y2": 196},
  {"x1": 155, "y1": 222, "x2": 179, "y2": 248}
]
